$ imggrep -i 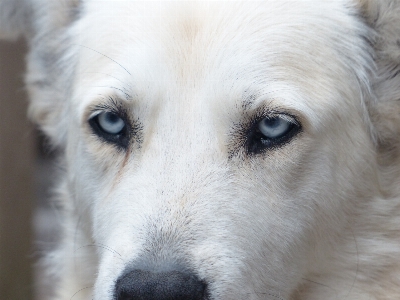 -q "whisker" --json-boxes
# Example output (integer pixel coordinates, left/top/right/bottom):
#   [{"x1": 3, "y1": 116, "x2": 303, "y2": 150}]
[
  {"x1": 75, "y1": 243, "x2": 123, "y2": 259},
  {"x1": 70, "y1": 286, "x2": 93, "y2": 300},
  {"x1": 90, "y1": 85, "x2": 131, "y2": 99},
  {"x1": 302, "y1": 278, "x2": 339, "y2": 299},
  {"x1": 79, "y1": 72, "x2": 128, "y2": 85},
  {"x1": 73, "y1": 212, "x2": 84, "y2": 273},
  {"x1": 246, "y1": 292, "x2": 285, "y2": 300},
  {"x1": 302, "y1": 231, "x2": 360, "y2": 299},
  {"x1": 345, "y1": 229, "x2": 360, "y2": 297},
  {"x1": 74, "y1": 44, "x2": 131, "y2": 75}
]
